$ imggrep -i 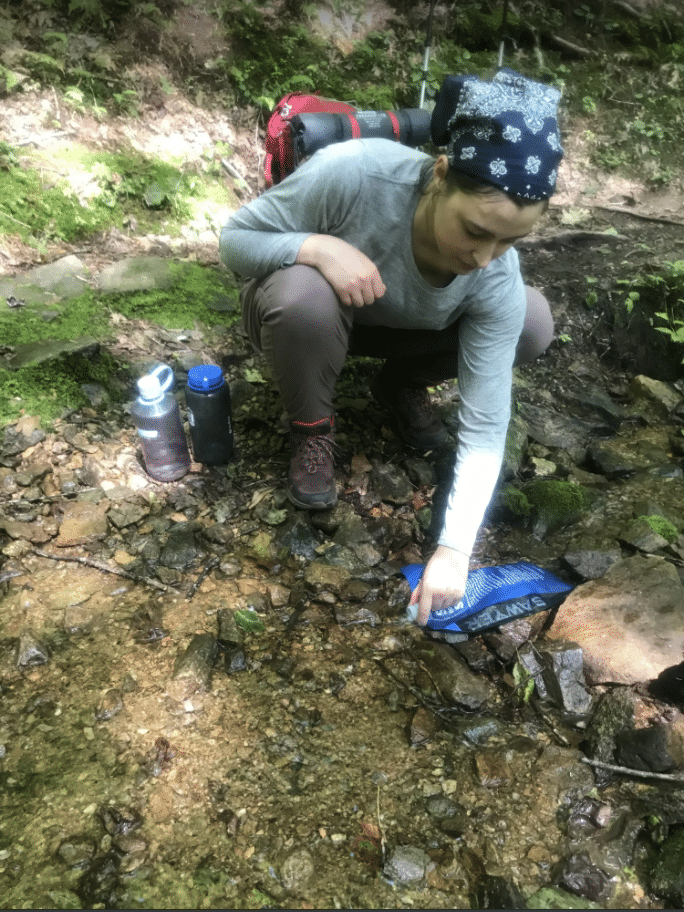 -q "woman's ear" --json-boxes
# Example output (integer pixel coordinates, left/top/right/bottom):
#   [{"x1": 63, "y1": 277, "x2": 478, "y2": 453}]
[{"x1": 433, "y1": 154, "x2": 450, "y2": 186}]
